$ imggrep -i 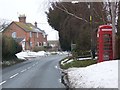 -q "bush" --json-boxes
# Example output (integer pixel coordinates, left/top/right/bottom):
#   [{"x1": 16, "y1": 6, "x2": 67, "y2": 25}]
[
  {"x1": 33, "y1": 45, "x2": 52, "y2": 52},
  {"x1": 72, "y1": 48, "x2": 91, "y2": 58},
  {"x1": 2, "y1": 35, "x2": 22, "y2": 59},
  {"x1": 33, "y1": 46, "x2": 44, "y2": 52},
  {"x1": 44, "y1": 45, "x2": 52, "y2": 51}
]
